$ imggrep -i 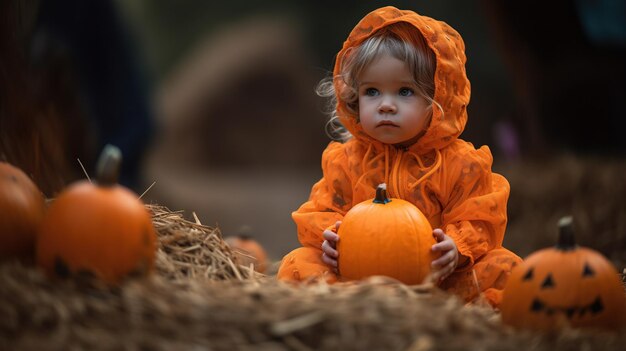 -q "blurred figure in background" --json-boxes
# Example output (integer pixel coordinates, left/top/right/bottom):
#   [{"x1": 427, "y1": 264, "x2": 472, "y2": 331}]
[{"x1": 0, "y1": 0, "x2": 154, "y2": 194}]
